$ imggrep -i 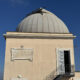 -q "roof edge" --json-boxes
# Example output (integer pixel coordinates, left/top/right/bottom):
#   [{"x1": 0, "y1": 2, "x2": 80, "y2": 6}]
[{"x1": 3, "y1": 32, "x2": 76, "y2": 39}]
